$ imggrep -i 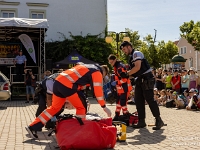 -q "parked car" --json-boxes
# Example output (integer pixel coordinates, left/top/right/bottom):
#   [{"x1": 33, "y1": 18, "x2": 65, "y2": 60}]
[{"x1": 0, "y1": 71, "x2": 11, "y2": 100}]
